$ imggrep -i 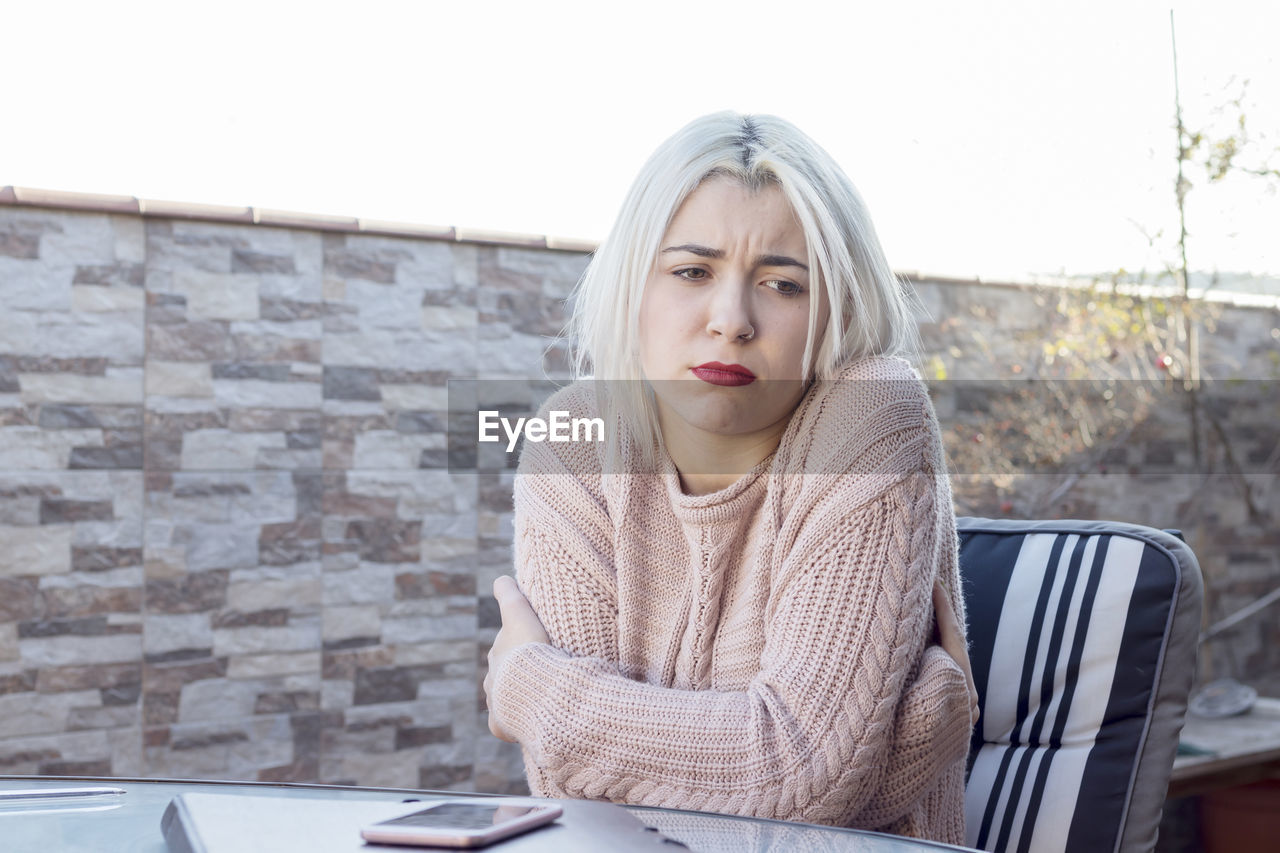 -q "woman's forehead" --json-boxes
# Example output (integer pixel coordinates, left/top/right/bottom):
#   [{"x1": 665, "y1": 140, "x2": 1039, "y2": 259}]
[{"x1": 663, "y1": 177, "x2": 805, "y2": 252}]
